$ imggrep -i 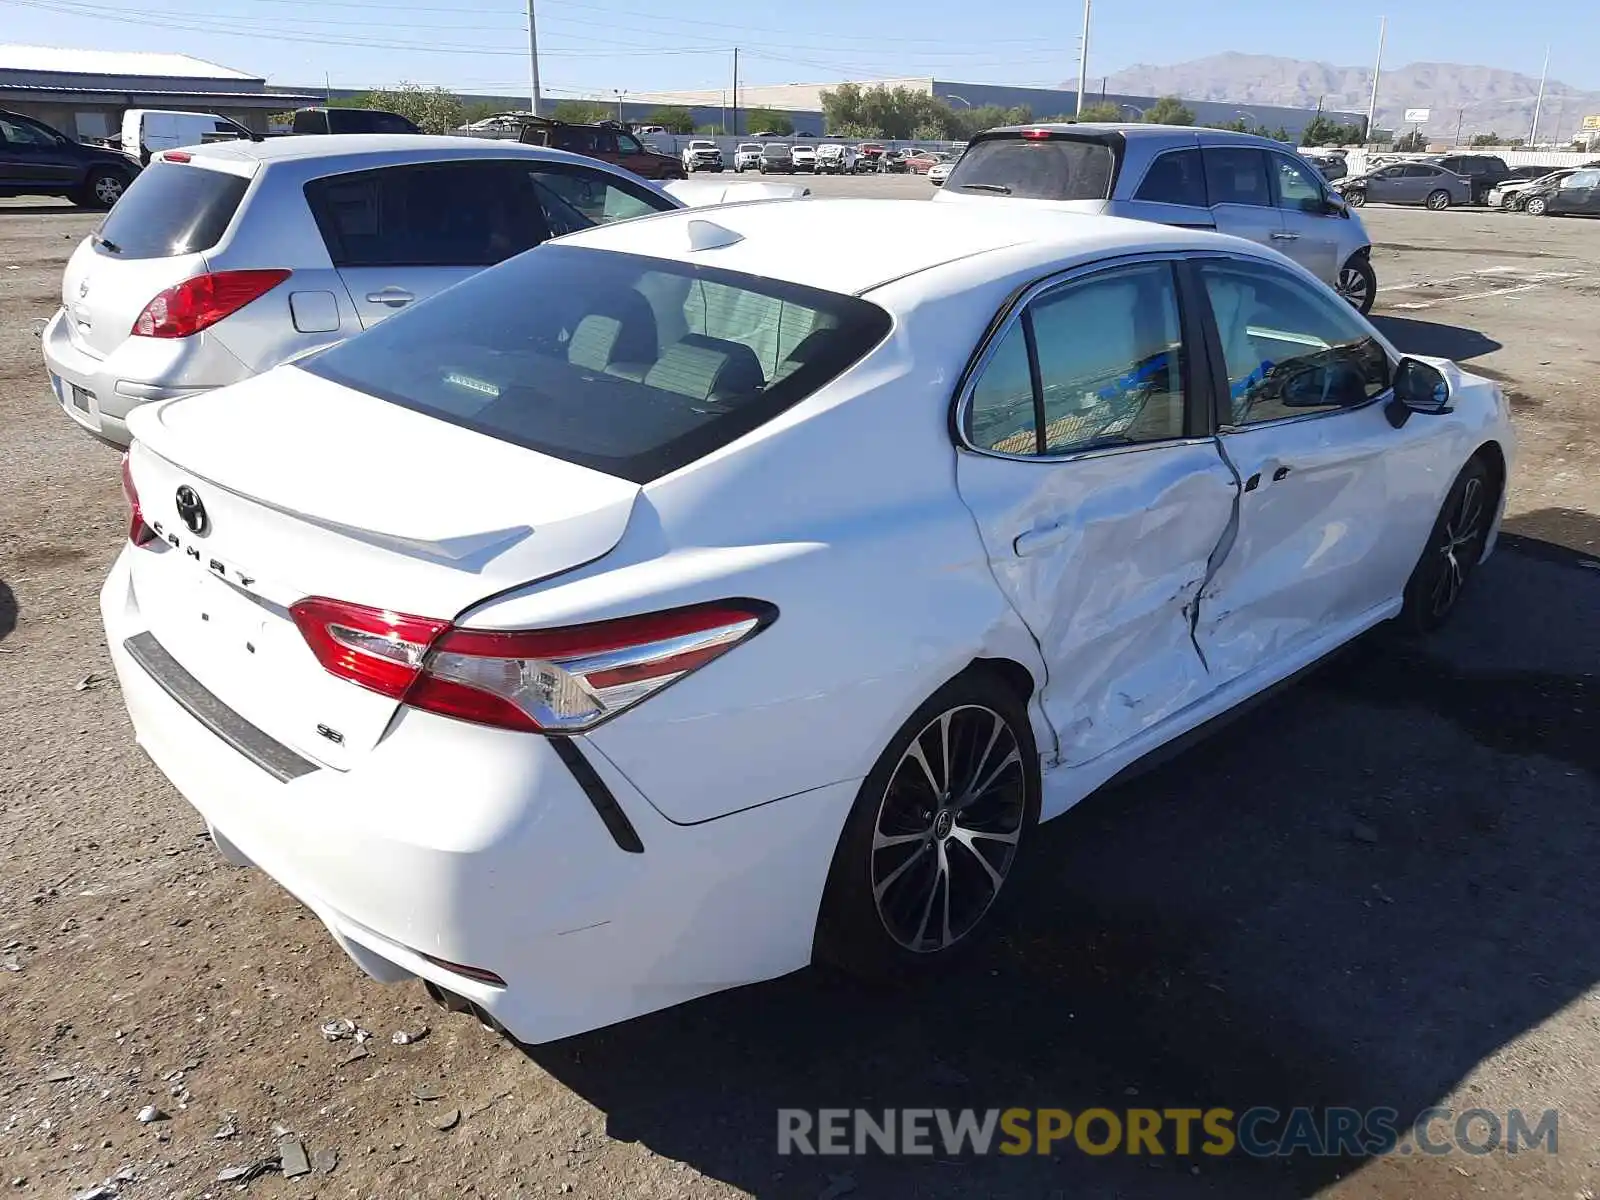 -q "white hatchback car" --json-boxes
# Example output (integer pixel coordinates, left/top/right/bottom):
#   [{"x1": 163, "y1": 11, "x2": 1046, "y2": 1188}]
[
  {"x1": 105, "y1": 200, "x2": 1512, "y2": 1044},
  {"x1": 41, "y1": 136, "x2": 679, "y2": 445}
]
